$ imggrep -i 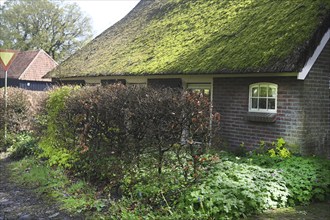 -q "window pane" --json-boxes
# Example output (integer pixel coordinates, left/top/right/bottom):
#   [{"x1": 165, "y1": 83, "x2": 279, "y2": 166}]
[
  {"x1": 252, "y1": 87, "x2": 258, "y2": 97},
  {"x1": 251, "y1": 98, "x2": 258, "y2": 109},
  {"x1": 192, "y1": 89, "x2": 201, "y2": 94},
  {"x1": 268, "y1": 99, "x2": 275, "y2": 109},
  {"x1": 268, "y1": 87, "x2": 276, "y2": 97},
  {"x1": 128, "y1": 83, "x2": 147, "y2": 87},
  {"x1": 260, "y1": 87, "x2": 267, "y2": 97},
  {"x1": 259, "y1": 98, "x2": 267, "y2": 109},
  {"x1": 249, "y1": 83, "x2": 277, "y2": 112}
]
